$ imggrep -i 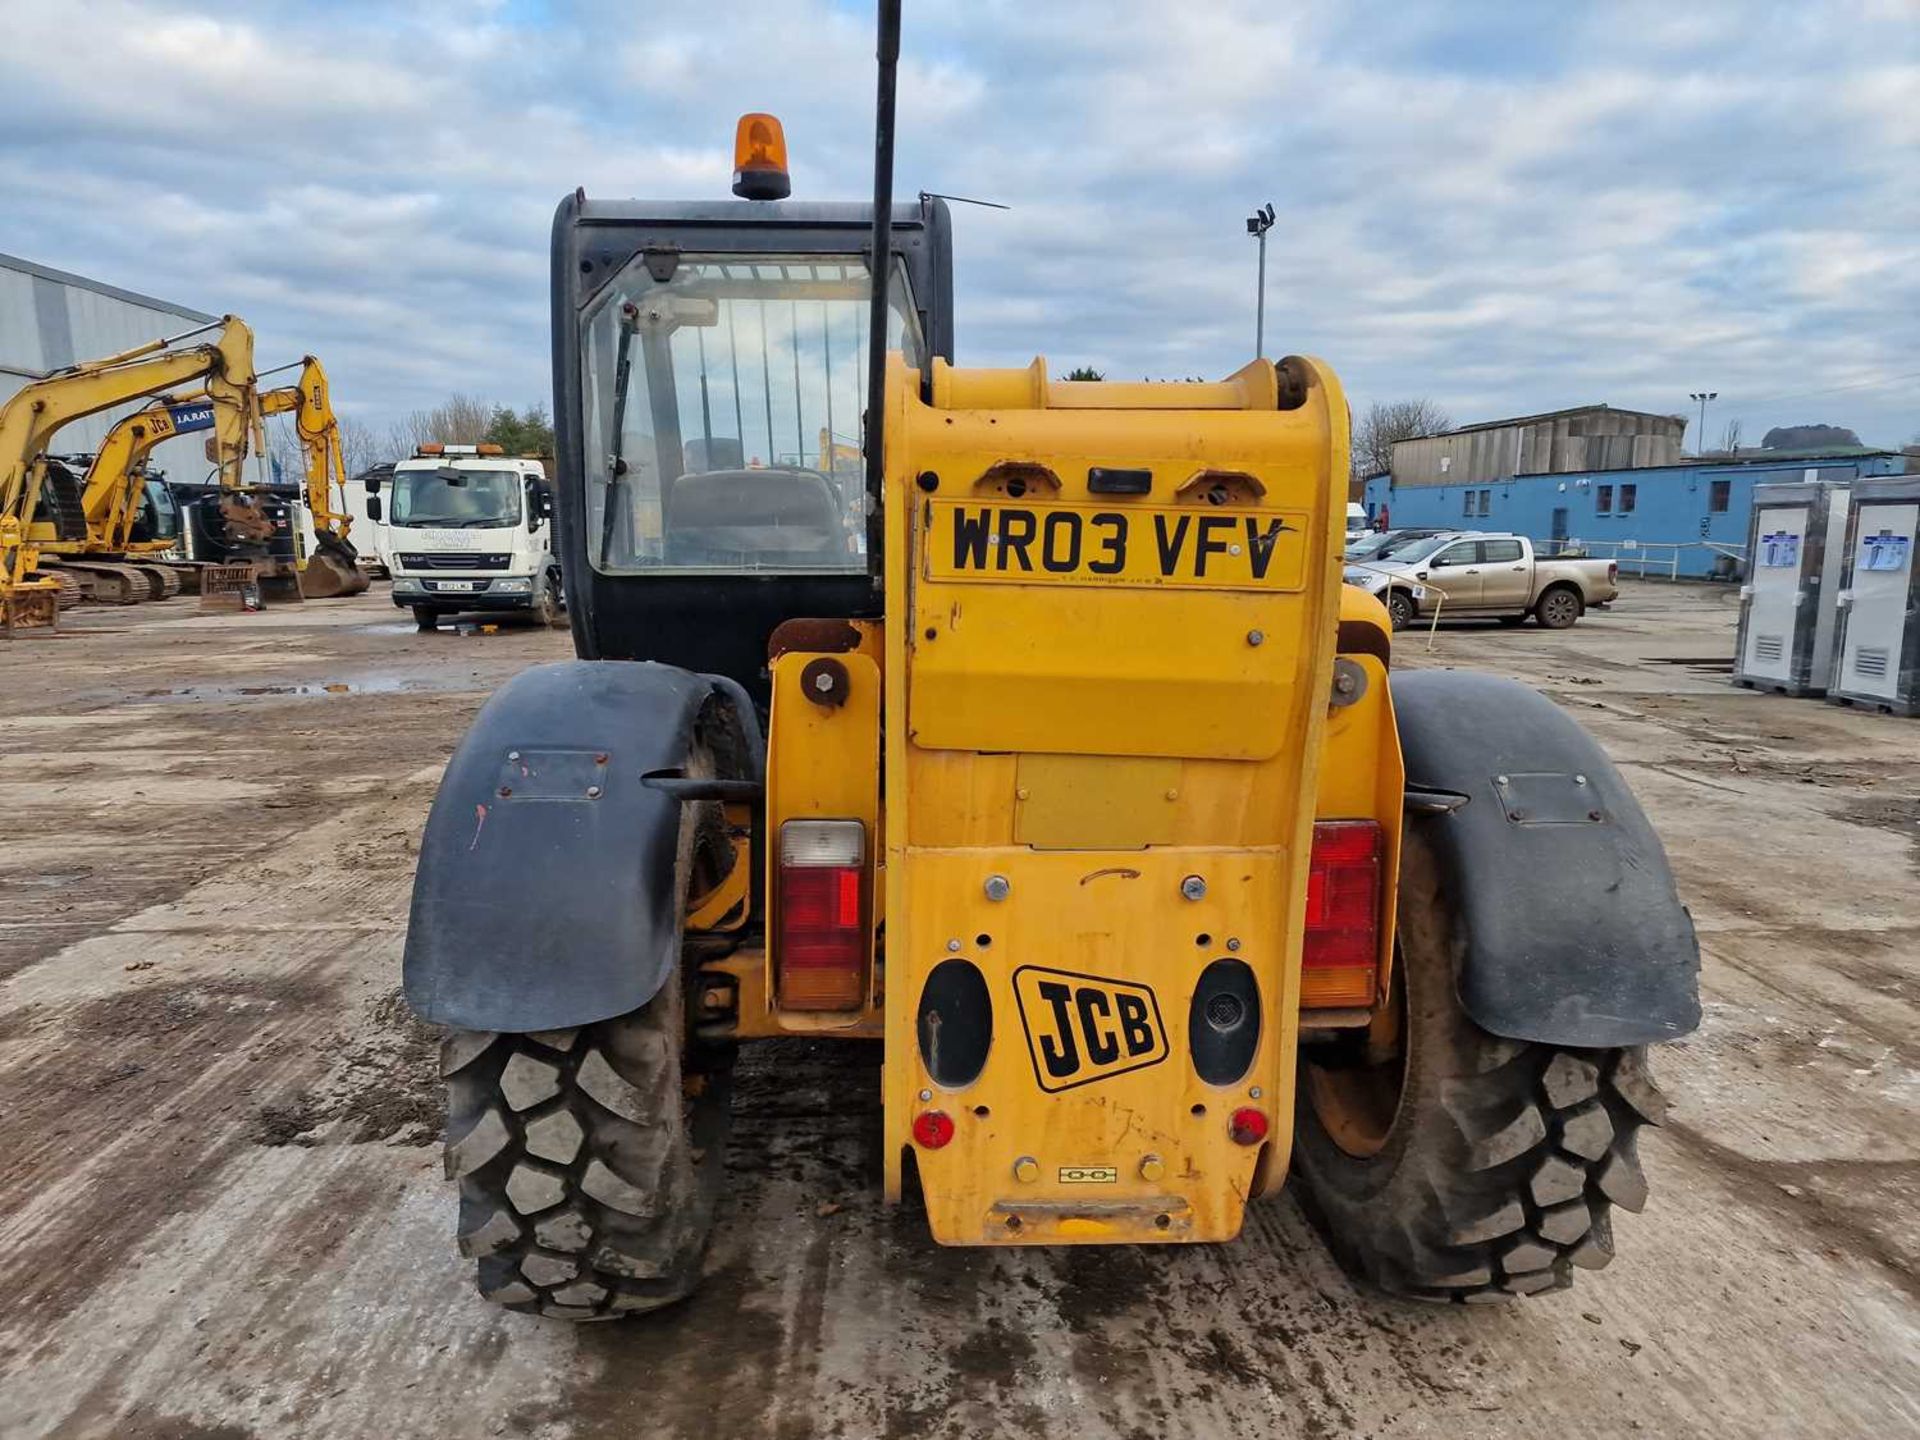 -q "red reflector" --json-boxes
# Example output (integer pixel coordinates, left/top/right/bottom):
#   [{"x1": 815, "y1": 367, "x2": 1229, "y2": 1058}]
[
  {"x1": 1229, "y1": 1107, "x2": 1269, "y2": 1145},
  {"x1": 1304, "y1": 820, "x2": 1383, "y2": 972},
  {"x1": 912, "y1": 1111, "x2": 955, "y2": 1149}
]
